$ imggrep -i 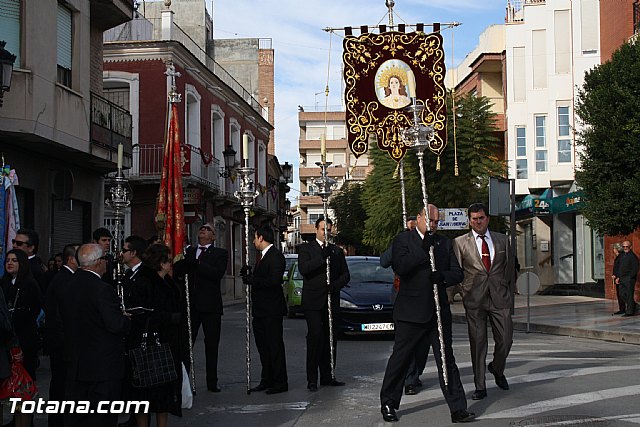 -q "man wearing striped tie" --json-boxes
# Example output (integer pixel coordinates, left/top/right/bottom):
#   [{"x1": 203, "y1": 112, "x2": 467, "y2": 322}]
[{"x1": 453, "y1": 203, "x2": 516, "y2": 401}]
